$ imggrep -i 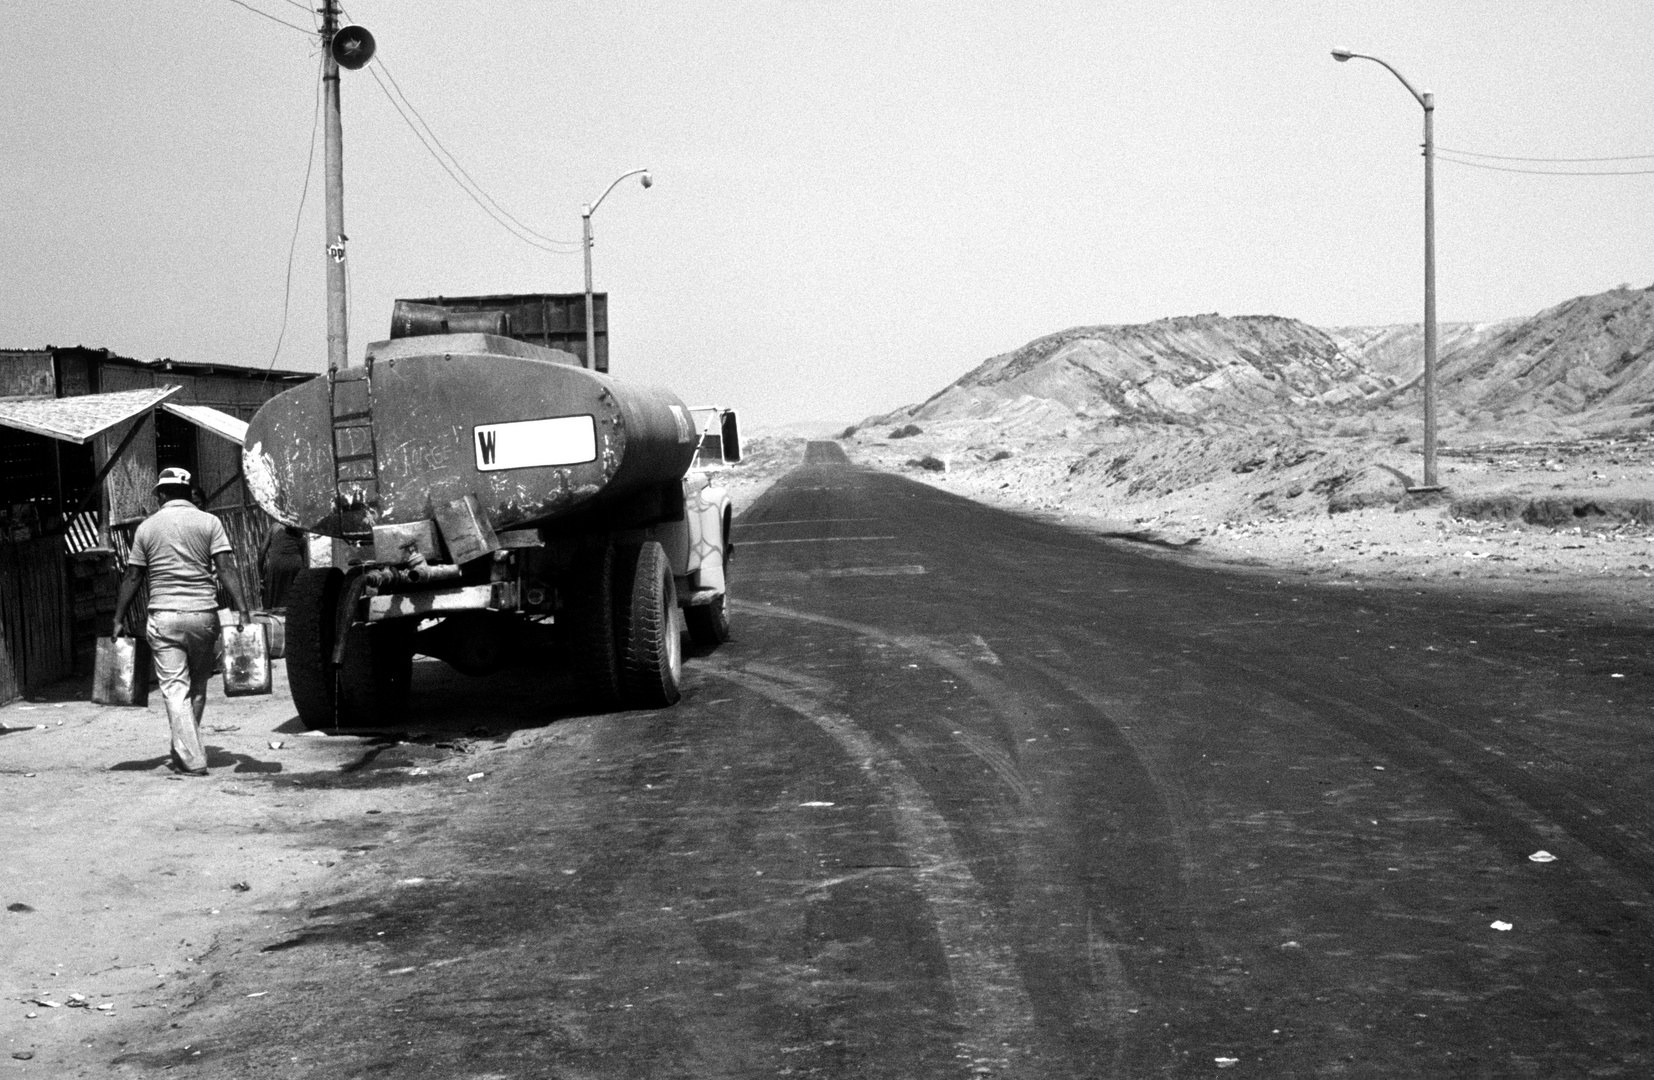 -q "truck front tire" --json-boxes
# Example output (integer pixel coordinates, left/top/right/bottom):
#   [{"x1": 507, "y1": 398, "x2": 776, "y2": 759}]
[
  {"x1": 615, "y1": 541, "x2": 683, "y2": 708},
  {"x1": 286, "y1": 567, "x2": 342, "y2": 729}
]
